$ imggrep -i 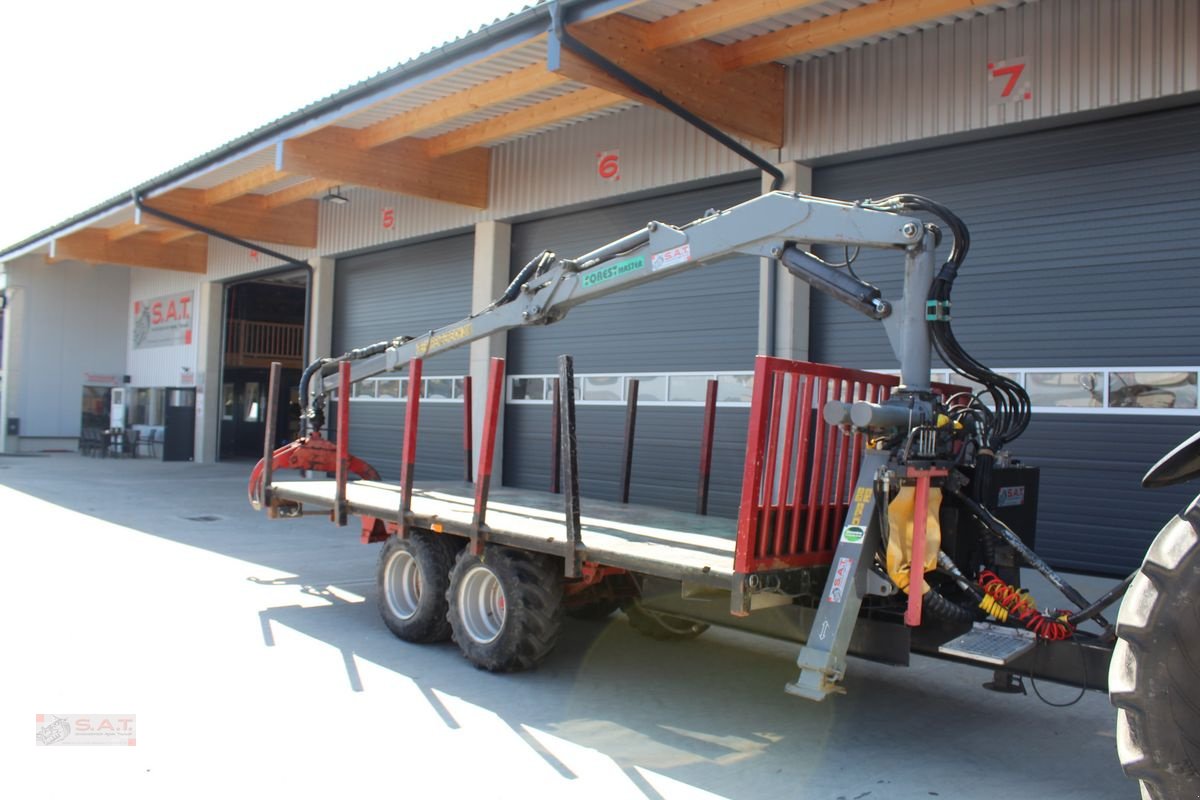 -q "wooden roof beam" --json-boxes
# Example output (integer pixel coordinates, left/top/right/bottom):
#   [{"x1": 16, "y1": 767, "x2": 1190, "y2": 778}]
[
  {"x1": 48, "y1": 228, "x2": 207, "y2": 273},
  {"x1": 106, "y1": 220, "x2": 168, "y2": 242},
  {"x1": 144, "y1": 190, "x2": 318, "y2": 248},
  {"x1": 263, "y1": 178, "x2": 341, "y2": 210},
  {"x1": 203, "y1": 164, "x2": 291, "y2": 205},
  {"x1": 355, "y1": 63, "x2": 570, "y2": 149},
  {"x1": 719, "y1": 0, "x2": 992, "y2": 70},
  {"x1": 552, "y1": 14, "x2": 784, "y2": 148},
  {"x1": 279, "y1": 127, "x2": 490, "y2": 208},
  {"x1": 422, "y1": 86, "x2": 624, "y2": 157},
  {"x1": 643, "y1": 0, "x2": 828, "y2": 50}
]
